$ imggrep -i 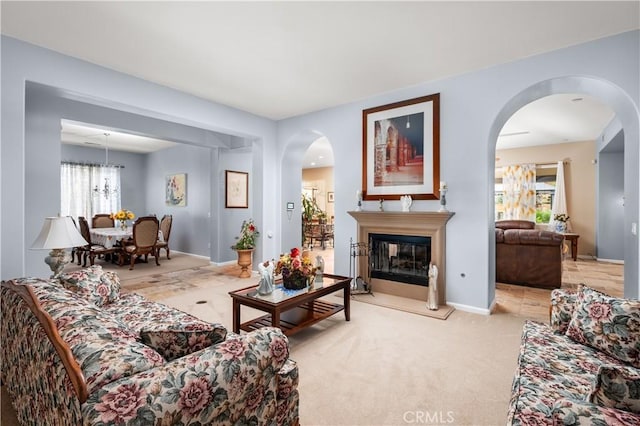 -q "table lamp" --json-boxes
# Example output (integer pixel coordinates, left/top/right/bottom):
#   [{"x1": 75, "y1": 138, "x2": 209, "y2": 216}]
[{"x1": 31, "y1": 216, "x2": 88, "y2": 278}]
